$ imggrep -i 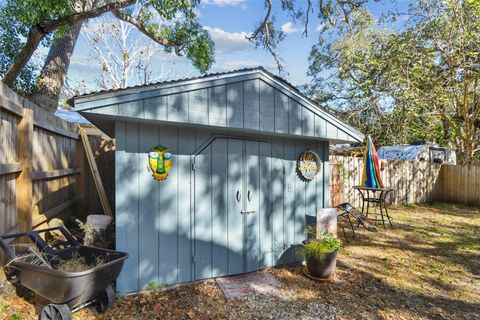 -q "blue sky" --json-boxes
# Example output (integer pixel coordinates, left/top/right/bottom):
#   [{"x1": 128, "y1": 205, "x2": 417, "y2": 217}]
[{"x1": 68, "y1": 0, "x2": 413, "y2": 92}]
